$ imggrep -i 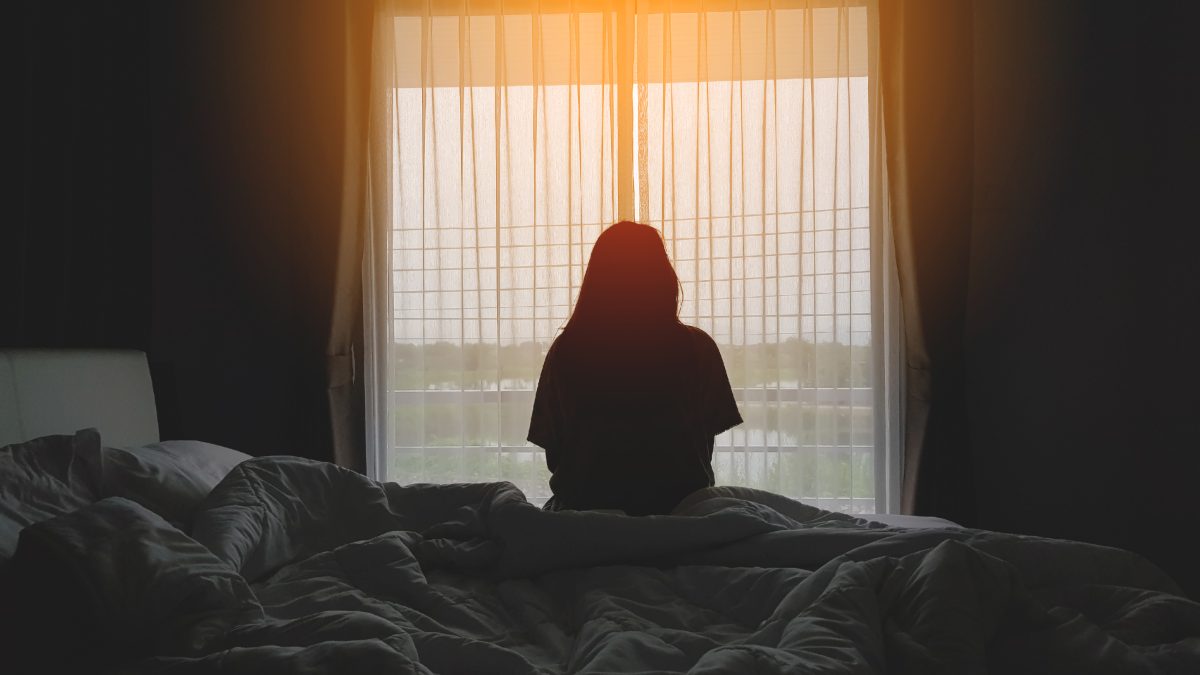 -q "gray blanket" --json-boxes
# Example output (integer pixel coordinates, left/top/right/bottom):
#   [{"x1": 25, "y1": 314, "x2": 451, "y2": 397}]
[{"x1": 4, "y1": 456, "x2": 1199, "y2": 674}]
